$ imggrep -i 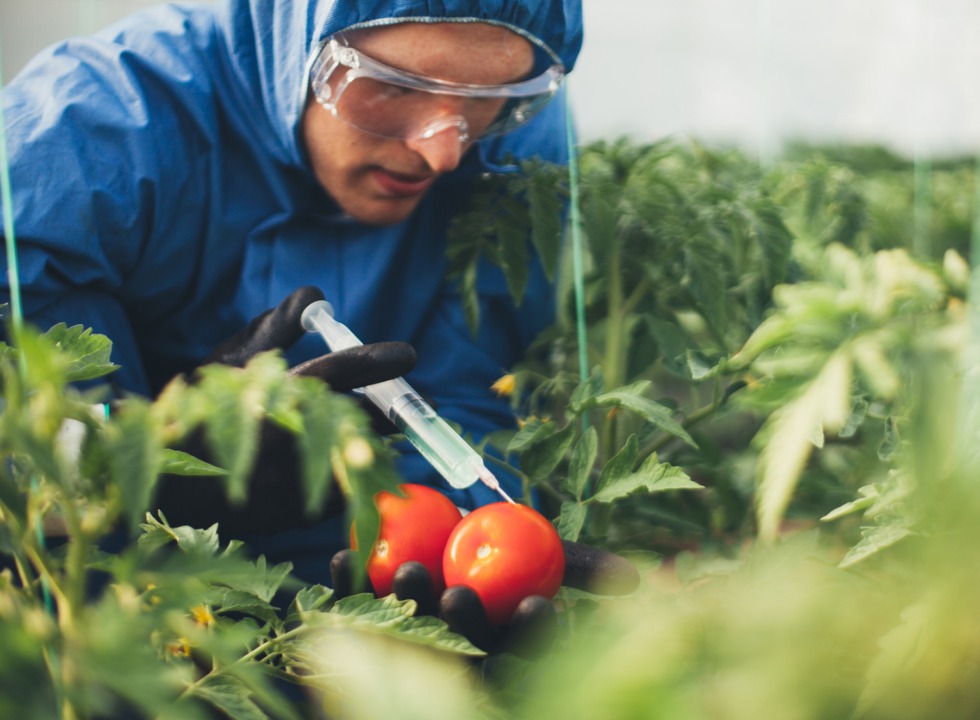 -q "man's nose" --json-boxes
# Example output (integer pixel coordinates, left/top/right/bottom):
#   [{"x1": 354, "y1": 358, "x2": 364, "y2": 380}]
[{"x1": 405, "y1": 120, "x2": 468, "y2": 174}]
